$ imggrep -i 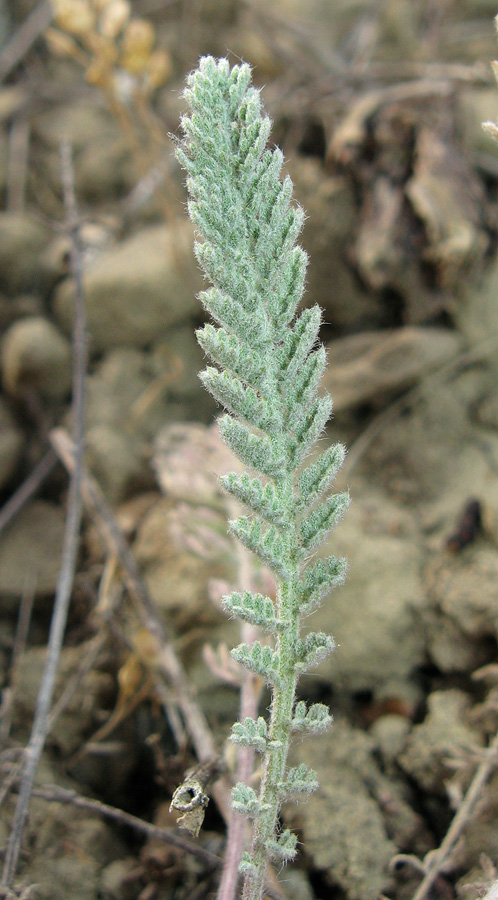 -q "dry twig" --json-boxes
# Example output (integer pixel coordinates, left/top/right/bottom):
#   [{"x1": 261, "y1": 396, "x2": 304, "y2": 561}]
[
  {"x1": 49, "y1": 427, "x2": 232, "y2": 824},
  {"x1": 404, "y1": 728, "x2": 498, "y2": 900},
  {"x1": 0, "y1": 449, "x2": 58, "y2": 538},
  {"x1": 0, "y1": 574, "x2": 36, "y2": 745},
  {"x1": 0, "y1": 142, "x2": 87, "y2": 890},
  {"x1": 216, "y1": 501, "x2": 262, "y2": 900},
  {"x1": 0, "y1": 1, "x2": 53, "y2": 83}
]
